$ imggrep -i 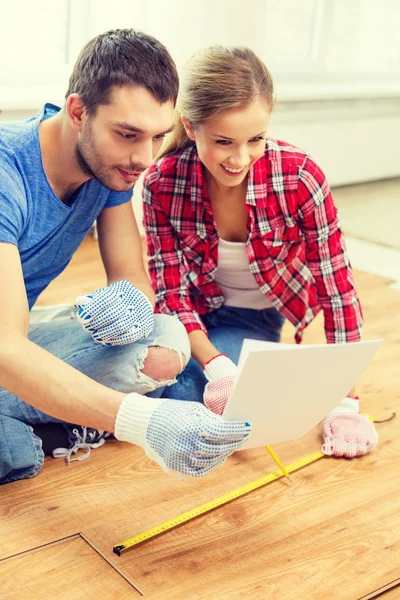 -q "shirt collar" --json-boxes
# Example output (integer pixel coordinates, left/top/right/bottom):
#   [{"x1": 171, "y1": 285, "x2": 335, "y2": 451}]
[{"x1": 185, "y1": 144, "x2": 268, "y2": 209}]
